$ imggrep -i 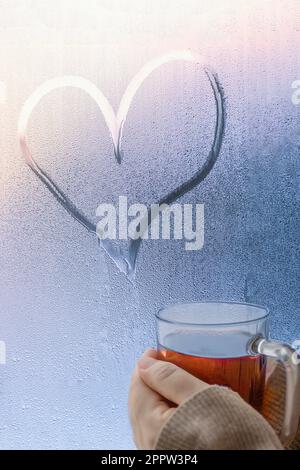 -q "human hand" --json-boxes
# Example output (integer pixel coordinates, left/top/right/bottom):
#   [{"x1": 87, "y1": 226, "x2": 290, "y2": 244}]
[{"x1": 129, "y1": 348, "x2": 209, "y2": 449}]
